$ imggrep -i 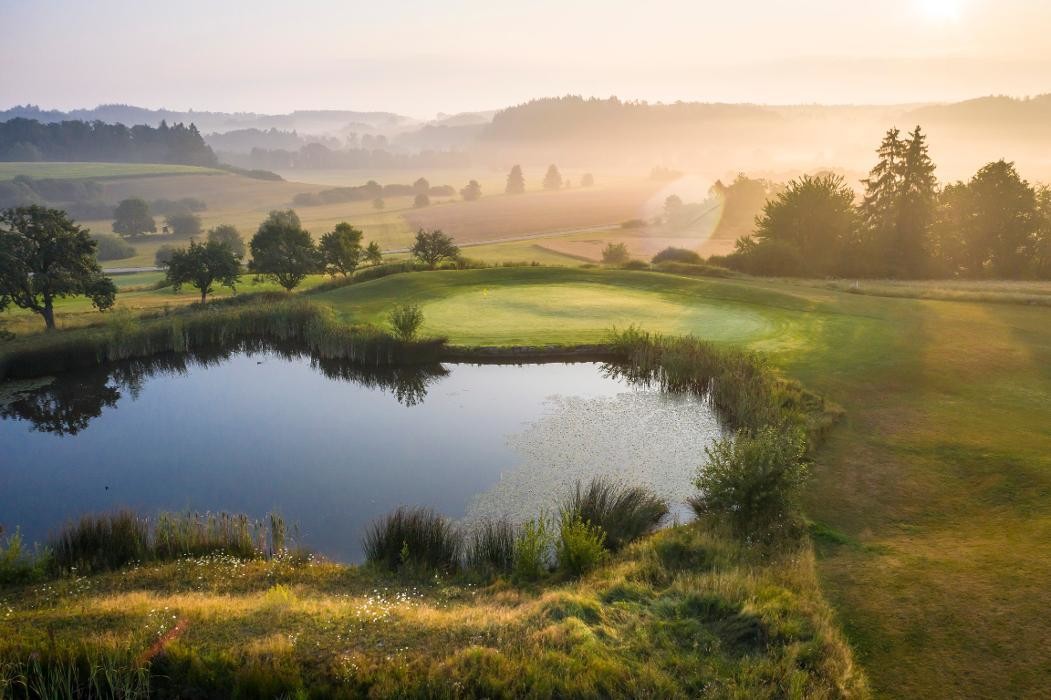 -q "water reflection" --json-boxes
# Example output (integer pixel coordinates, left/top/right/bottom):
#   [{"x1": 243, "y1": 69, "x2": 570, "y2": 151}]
[{"x1": 0, "y1": 343, "x2": 449, "y2": 435}]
